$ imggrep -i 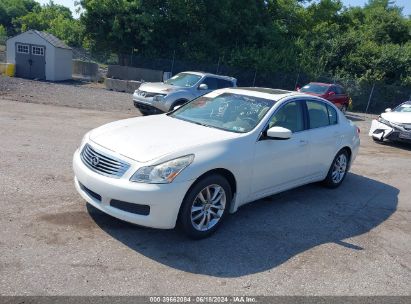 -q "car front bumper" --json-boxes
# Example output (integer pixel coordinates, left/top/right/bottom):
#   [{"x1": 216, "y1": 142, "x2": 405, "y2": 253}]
[
  {"x1": 73, "y1": 148, "x2": 193, "y2": 229},
  {"x1": 132, "y1": 93, "x2": 170, "y2": 113},
  {"x1": 369, "y1": 119, "x2": 411, "y2": 143}
]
